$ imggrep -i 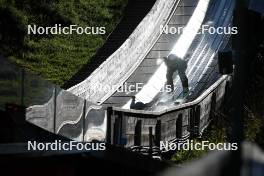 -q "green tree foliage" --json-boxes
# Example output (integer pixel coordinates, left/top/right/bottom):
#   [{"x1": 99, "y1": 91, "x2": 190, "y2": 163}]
[{"x1": 0, "y1": 0, "x2": 127, "y2": 85}]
